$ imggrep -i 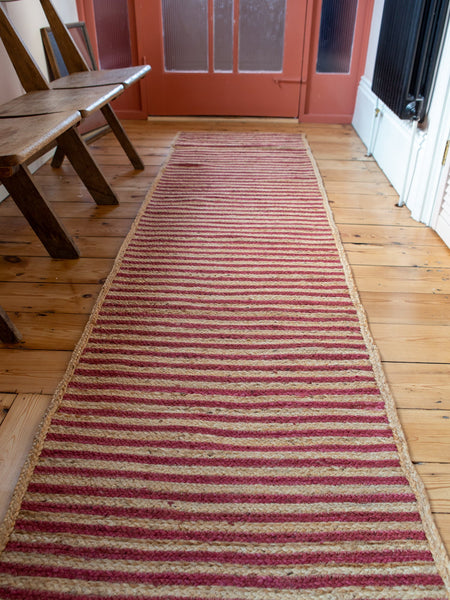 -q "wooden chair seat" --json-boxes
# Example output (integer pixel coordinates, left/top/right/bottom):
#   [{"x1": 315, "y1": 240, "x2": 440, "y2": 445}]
[
  {"x1": 0, "y1": 110, "x2": 80, "y2": 170},
  {"x1": 50, "y1": 65, "x2": 151, "y2": 90},
  {"x1": 0, "y1": 85, "x2": 123, "y2": 119}
]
